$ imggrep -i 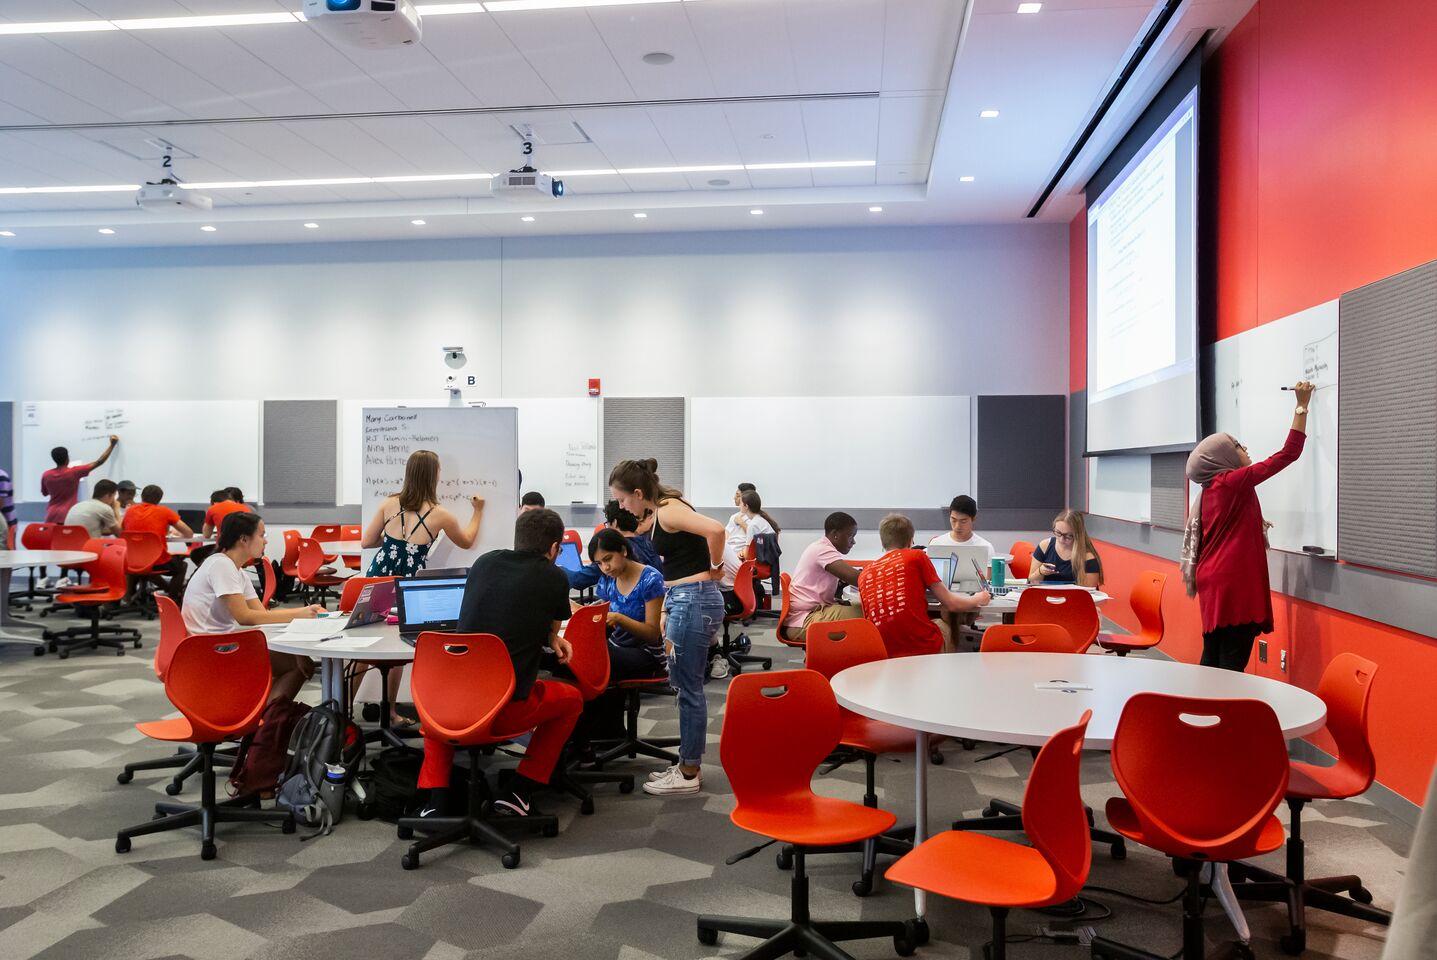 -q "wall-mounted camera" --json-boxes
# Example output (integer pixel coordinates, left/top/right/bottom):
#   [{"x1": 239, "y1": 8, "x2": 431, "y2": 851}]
[{"x1": 442, "y1": 346, "x2": 467, "y2": 369}]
